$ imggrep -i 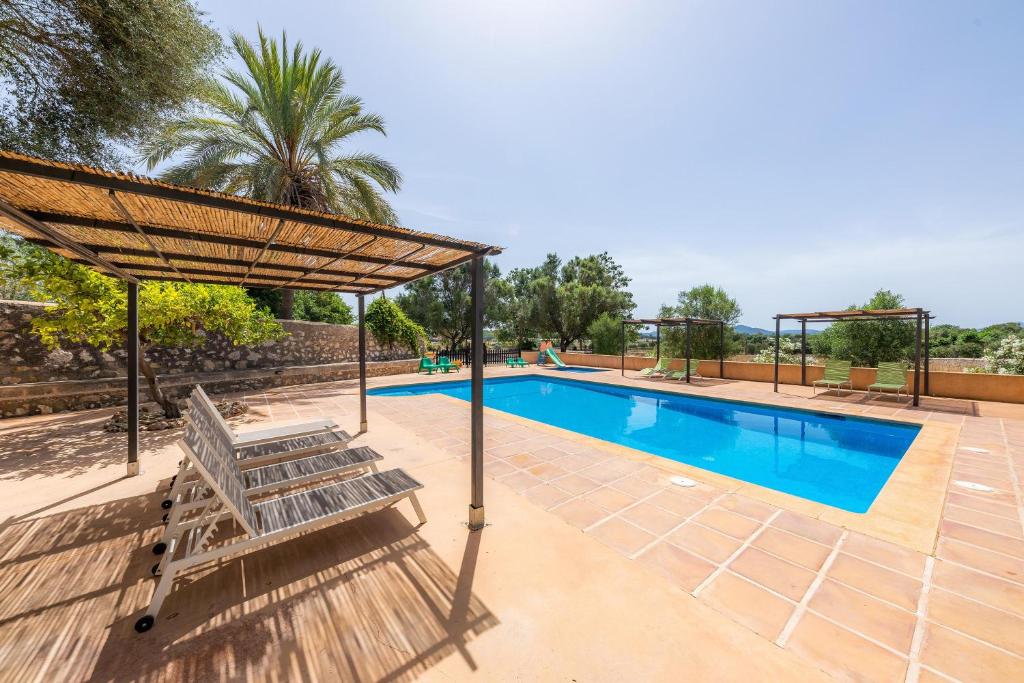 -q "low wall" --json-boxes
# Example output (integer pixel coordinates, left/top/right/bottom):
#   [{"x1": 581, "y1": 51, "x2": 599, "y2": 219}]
[
  {"x1": 0, "y1": 359, "x2": 419, "y2": 417},
  {"x1": 526, "y1": 351, "x2": 1024, "y2": 404}
]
